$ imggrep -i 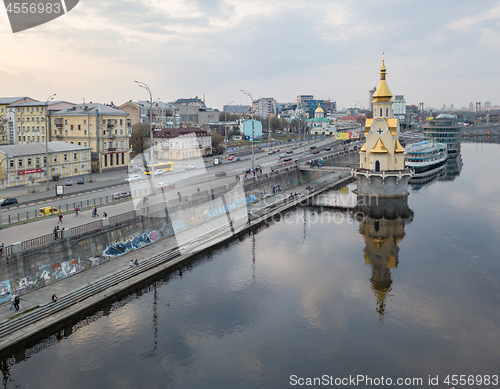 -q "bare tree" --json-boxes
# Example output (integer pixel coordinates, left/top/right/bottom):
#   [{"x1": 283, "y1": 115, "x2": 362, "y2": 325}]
[{"x1": 130, "y1": 123, "x2": 150, "y2": 153}]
